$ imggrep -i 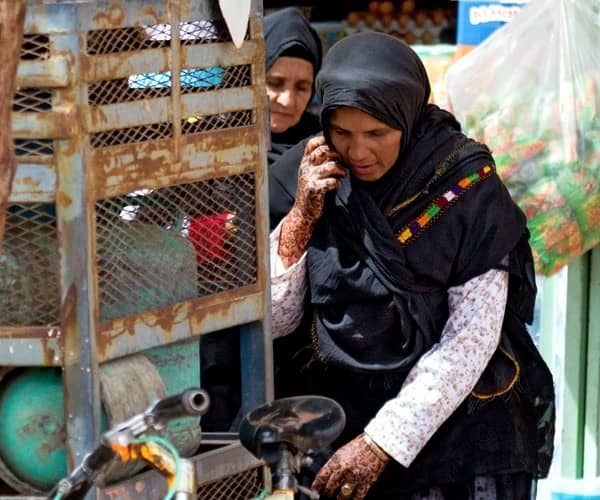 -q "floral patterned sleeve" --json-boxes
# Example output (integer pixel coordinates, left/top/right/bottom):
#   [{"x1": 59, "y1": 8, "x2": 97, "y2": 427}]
[
  {"x1": 364, "y1": 267, "x2": 509, "y2": 467},
  {"x1": 270, "y1": 221, "x2": 308, "y2": 339}
]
